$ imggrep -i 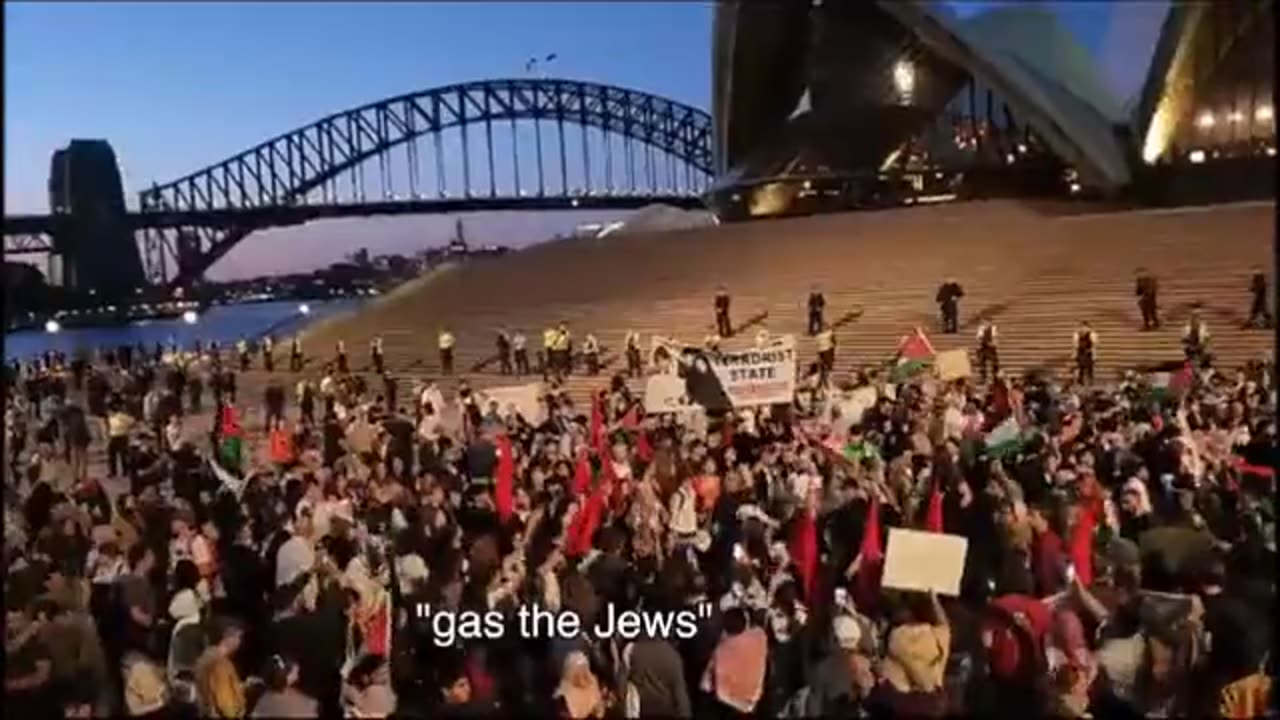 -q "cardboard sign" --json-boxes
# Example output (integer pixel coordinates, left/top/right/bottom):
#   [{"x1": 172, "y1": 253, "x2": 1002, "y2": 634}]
[
  {"x1": 934, "y1": 349, "x2": 972, "y2": 382},
  {"x1": 881, "y1": 528, "x2": 969, "y2": 597},
  {"x1": 643, "y1": 374, "x2": 693, "y2": 414}
]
